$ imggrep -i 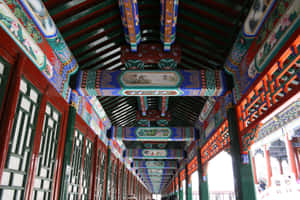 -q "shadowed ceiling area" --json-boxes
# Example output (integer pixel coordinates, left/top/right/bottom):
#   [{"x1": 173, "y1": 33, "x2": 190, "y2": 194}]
[
  {"x1": 44, "y1": 0, "x2": 253, "y2": 194},
  {"x1": 98, "y1": 96, "x2": 207, "y2": 127}
]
